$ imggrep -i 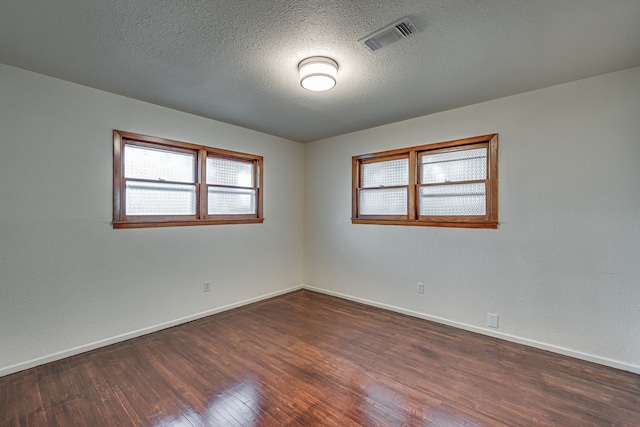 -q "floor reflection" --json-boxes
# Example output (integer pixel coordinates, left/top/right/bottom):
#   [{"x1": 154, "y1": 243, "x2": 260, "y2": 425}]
[
  {"x1": 148, "y1": 376, "x2": 261, "y2": 427},
  {"x1": 347, "y1": 371, "x2": 480, "y2": 426},
  {"x1": 148, "y1": 361, "x2": 481, "y2": 426},
  {"x1": 203, "y1": 377, "x2": 261, "y2": 426}
]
